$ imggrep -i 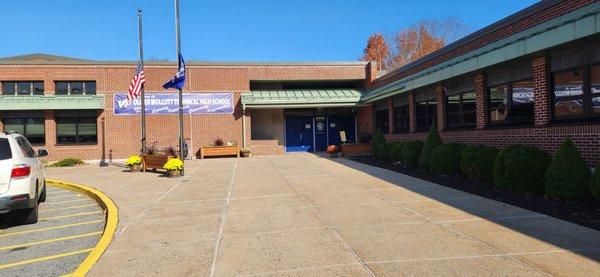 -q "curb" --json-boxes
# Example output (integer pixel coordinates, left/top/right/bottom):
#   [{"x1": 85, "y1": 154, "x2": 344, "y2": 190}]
[{"x1": 46, "y1": 179, "x2": 118, "y2": 276}]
